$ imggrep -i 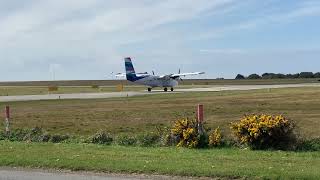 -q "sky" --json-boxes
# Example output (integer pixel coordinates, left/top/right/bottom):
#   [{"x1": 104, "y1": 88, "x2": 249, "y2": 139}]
[{"x1": 0, "y1": 0, "x2": 320, "y2": 81}]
